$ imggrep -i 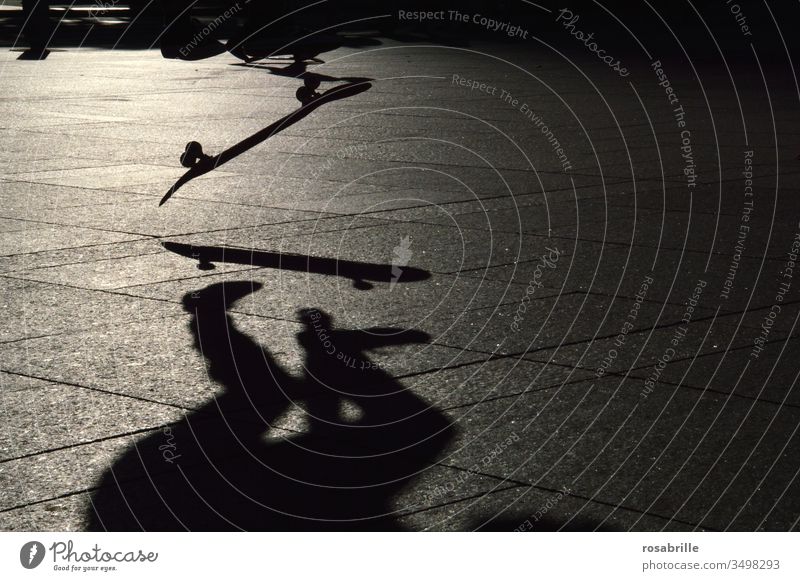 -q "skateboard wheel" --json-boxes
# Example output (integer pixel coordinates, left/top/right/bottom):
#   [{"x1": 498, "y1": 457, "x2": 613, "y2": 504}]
[
  {"x1": 304, "y1": 76, "x2": 321, "y2": 90},
  {"x1": 180, "y1": 141, "x2": 204, "y2": 168},
  {"x1": 296, "y1": 86, "x2": 317, "y2": 104}
]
